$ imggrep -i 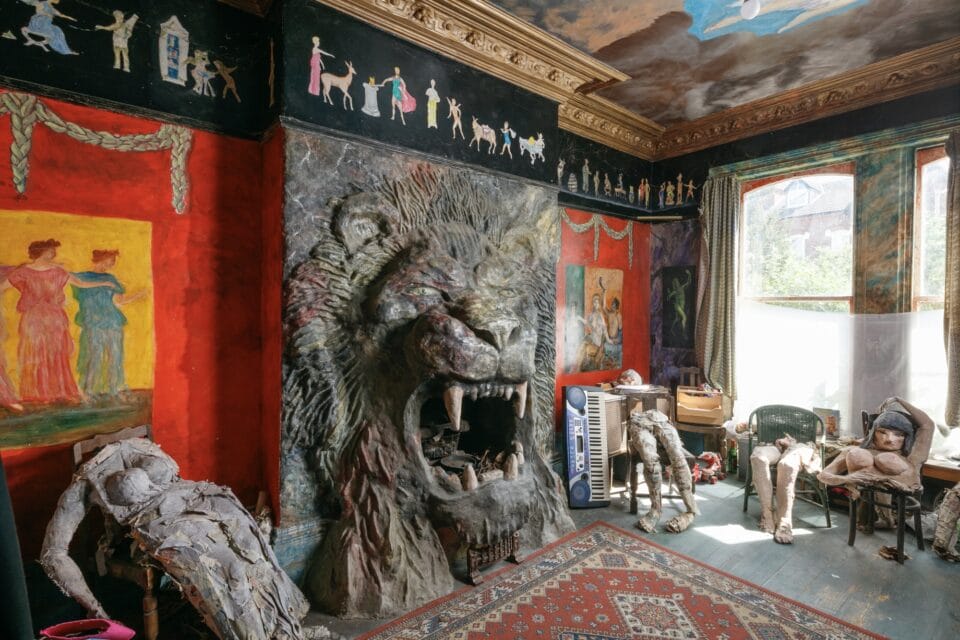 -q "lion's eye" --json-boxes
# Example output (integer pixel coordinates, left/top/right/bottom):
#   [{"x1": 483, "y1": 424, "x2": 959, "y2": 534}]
[{"x1": 408, "y1": 286, "x2": 442, "y2": 298}]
